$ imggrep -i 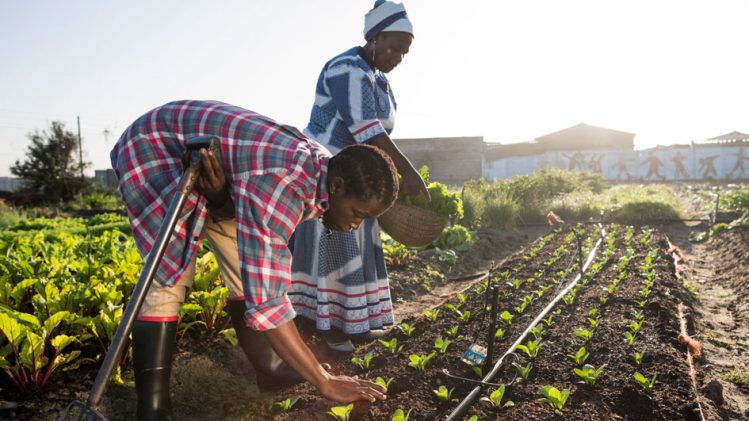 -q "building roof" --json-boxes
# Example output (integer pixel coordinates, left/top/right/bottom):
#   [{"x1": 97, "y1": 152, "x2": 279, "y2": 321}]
[{"x1": 706, "y1": 131, "x2": 749, "y2": 142}]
